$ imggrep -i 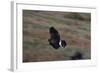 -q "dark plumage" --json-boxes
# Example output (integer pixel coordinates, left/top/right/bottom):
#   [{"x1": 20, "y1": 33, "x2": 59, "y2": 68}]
[
  {"x1": 48, "y1": 27, "x2": 67, "y2": 49},
  {"x1": 70, "y1": 52, "x2": 83, "y2": 60}
]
